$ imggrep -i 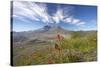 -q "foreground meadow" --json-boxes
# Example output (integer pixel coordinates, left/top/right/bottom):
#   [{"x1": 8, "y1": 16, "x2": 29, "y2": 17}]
[{"x1": 13, "y1": 31, "x2": 97, "y2": 66}]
